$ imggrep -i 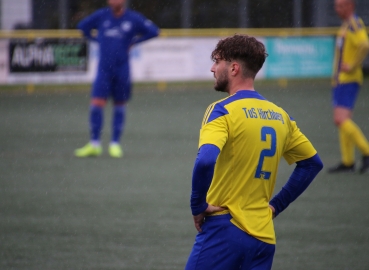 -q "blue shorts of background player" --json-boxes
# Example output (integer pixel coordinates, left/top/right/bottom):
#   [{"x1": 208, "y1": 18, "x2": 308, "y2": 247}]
[
  {"x1": 185, "y1": 214, "x2": 275, "y2": 270},
  {"x1": 332, "y1": 82, "x2": 360, "y2": 110},
  {"x1": 93, "y1": 63, "x2": 131, "y2": 102}
]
